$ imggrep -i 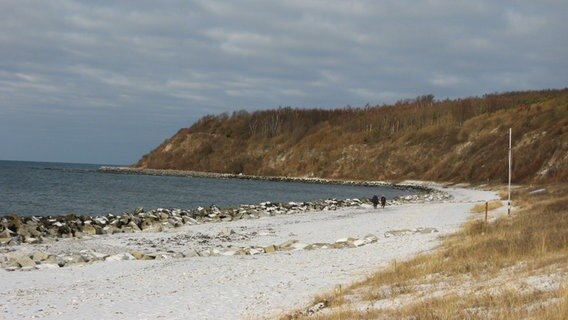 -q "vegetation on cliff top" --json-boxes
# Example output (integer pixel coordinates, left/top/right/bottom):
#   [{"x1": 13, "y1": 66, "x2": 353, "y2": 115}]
[{"x1": 136, "y1": 88, "x2": 568, "y2": 183}]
